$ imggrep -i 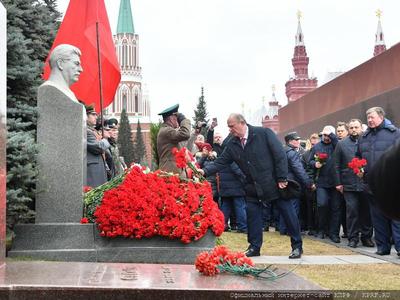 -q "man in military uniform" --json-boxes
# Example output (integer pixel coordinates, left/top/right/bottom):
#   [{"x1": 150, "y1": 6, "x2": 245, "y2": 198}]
[{"x1": 157, "y1": 104, "x2": 191, "y2": 174}]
